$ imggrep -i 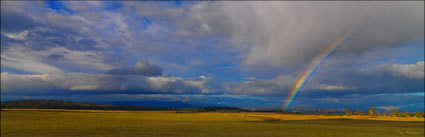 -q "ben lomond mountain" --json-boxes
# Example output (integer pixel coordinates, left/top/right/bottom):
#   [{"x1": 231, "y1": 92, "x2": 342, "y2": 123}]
[
  {"x1": 1, "y1": 100, "x2": 167, "y2": 110},
  {"x1": 0, "y1": 100, "x2": 245, "y2": 112}
]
